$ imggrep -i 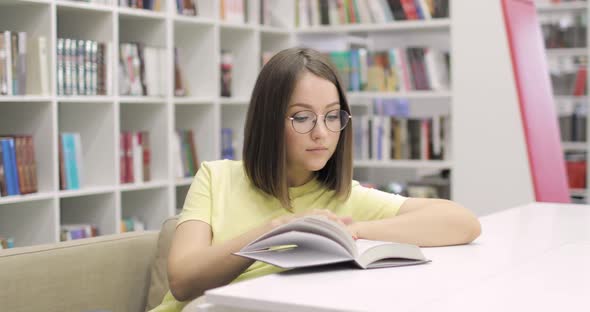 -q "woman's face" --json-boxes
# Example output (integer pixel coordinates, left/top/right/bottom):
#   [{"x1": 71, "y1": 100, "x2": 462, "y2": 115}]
[{"x1": 285, "y1": 71, "x2": 341, "y2": 187}]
